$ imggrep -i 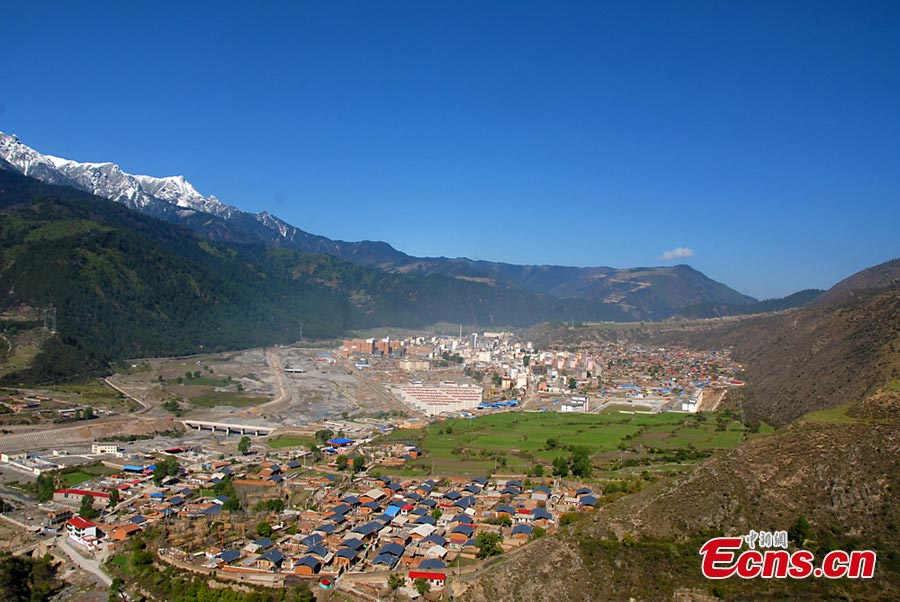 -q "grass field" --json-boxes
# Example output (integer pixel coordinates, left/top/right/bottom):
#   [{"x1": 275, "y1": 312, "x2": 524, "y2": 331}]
[
  {"x1": 266, "y1": 435, "x2": 317, "y2": 448},
  {"x1": 384, "y1": 408, "x2": 770, "y2": 476},
  {"x1": 189, "y1": 392, "x2": 269, "y2": 408},
  {"x1": 47, "y1": 379, "x2": 131, "y2": 411},
  {"x1": 59, "y1": 463, "x2": 119, "y2": 487}
]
